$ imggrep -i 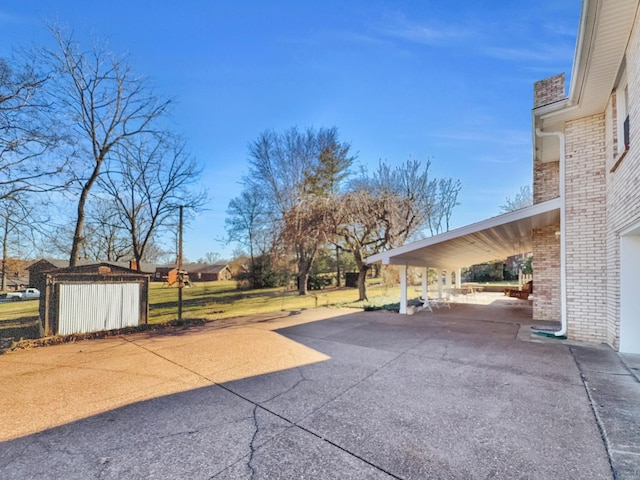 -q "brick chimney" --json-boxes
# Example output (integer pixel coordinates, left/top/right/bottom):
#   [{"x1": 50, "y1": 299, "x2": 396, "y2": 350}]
[{"x1": 534, "y1": 73, "x2": 566, "y2": 108}]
